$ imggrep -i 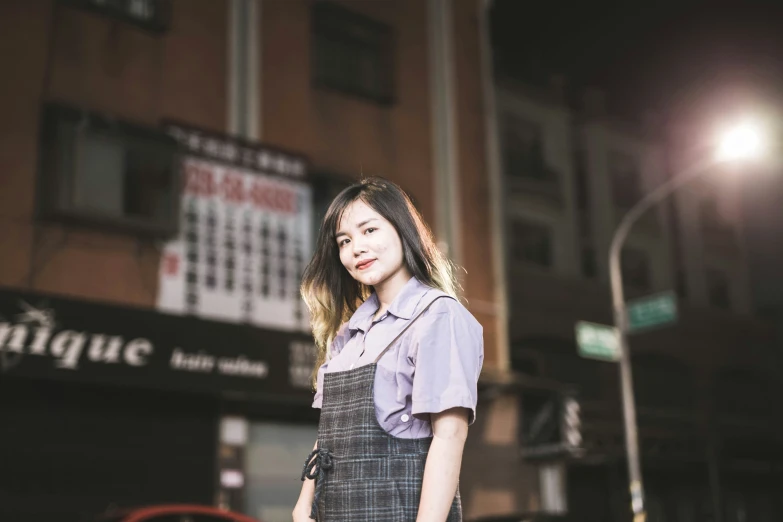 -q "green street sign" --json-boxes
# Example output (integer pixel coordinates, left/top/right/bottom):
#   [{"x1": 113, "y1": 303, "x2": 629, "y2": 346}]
[
  {"x1": 575, "y1": 321, "x2": 620, "y2": 362},
  {"x1": 627, "y1": 291, "x2": 677, "y2": 333}
]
